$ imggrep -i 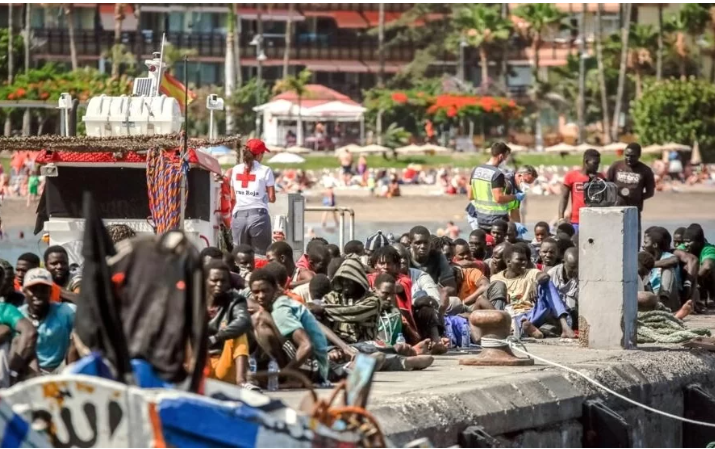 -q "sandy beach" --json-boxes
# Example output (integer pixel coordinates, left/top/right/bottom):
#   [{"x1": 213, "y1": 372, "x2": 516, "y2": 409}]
[{"x1": 2, "y1": 189, "x2": 712, "y2": 230}]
